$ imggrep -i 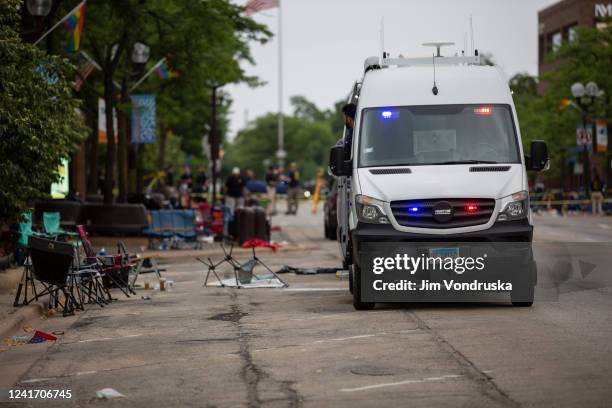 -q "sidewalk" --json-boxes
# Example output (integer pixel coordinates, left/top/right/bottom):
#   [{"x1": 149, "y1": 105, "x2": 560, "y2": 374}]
[{"x1": 0, "y1": 199, "x2": 317, "y2": 347}]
